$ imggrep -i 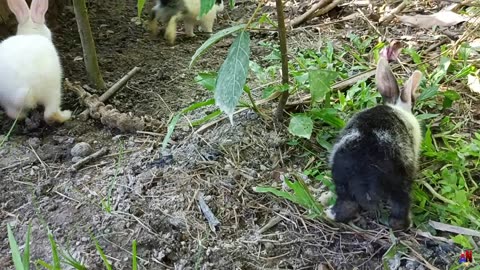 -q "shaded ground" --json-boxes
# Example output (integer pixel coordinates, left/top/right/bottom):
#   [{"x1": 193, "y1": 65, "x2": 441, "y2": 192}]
[{"x1": 1, "y1": 0, "x2": 477, "y2": 269}]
